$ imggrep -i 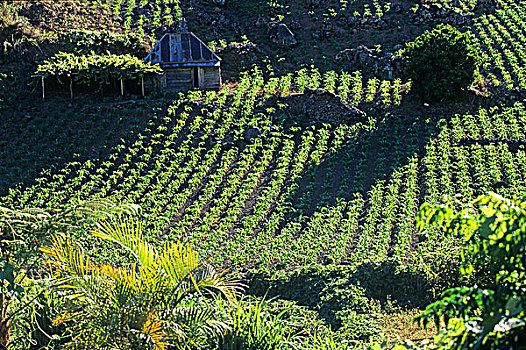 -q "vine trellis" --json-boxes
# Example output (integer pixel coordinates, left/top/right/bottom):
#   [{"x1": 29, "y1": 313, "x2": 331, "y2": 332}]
[{"x1": 34, "y1": 52, "x2": 162, "y2": 99}]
